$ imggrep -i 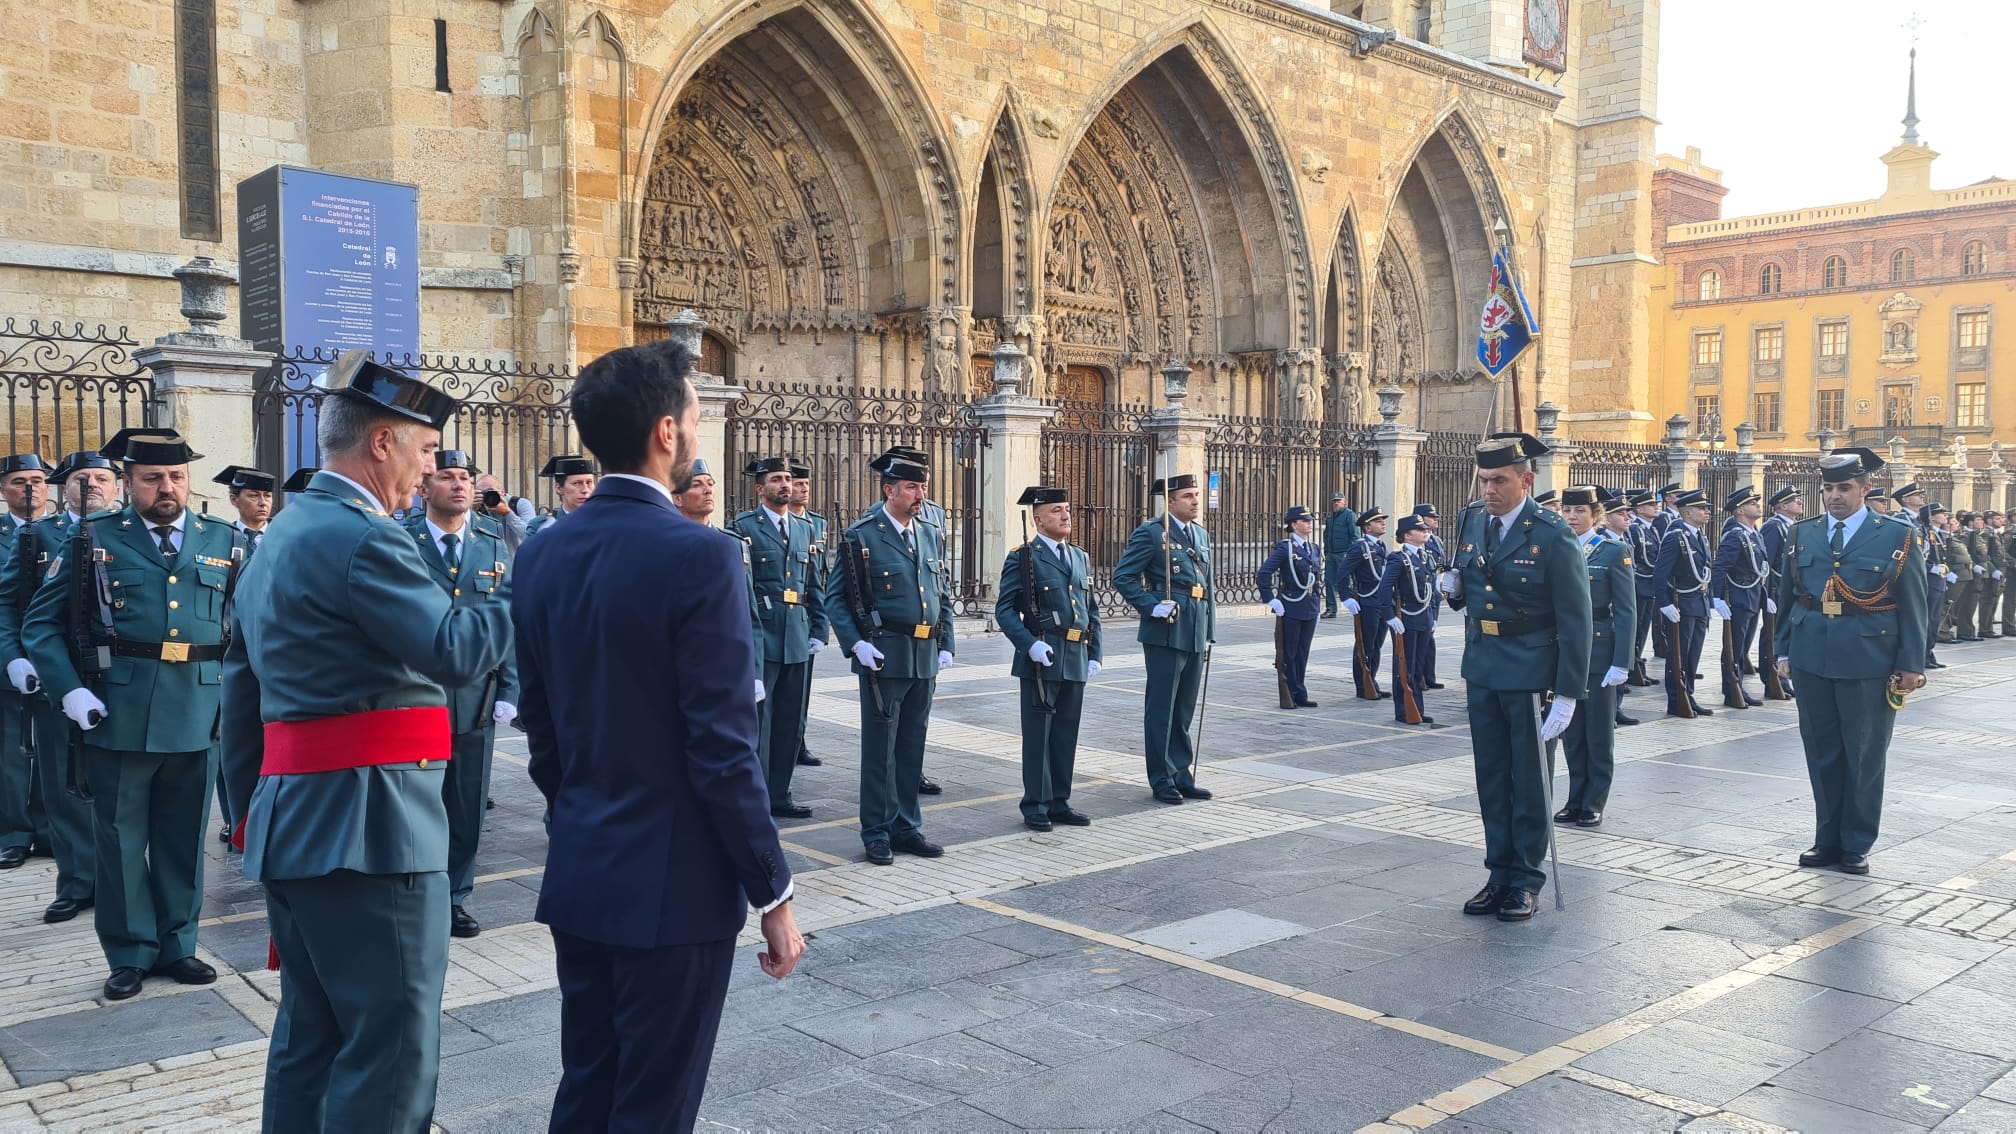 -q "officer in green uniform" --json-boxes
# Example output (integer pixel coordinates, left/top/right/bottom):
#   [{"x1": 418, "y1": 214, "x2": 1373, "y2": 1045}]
[
  {"x1": 1974, "y1": 511, "x2": 2006, "y2": 636},
  {"x1": 1774, "y1": 447, "x2": 1927, "y2": 876},
  {"x1": 208, "y1": 464, "x2": 276, "y2": 843},
  {"x1": 526, "y1": 454, "x2": 596, "y2": 537},
  {"x1": 730, "y1": 456, "x2": 829, "y2": 819},
  {"x1": 0, "y1": 453, "x2": 51, "y2": 870},
  {"x1": 996, "y1": 485, "x2": 1102, "y2": 831},
  {"x1": 788, "y1": 458, "x2": 828, "y2": 769},
  {"x1": 23, "y1": 430, "x2": 235, "y2": 1000},
  {"x1": 1442, "y1": 433, "x2": 1592, "y2": 921},
  {"x1": 1553, "y1": 486, "x2": 1634, "y2": 828},
  {"x1": 1943, "y1": 509, "x2": 1975, "y2": 642},
  {"x1": 821, "y1": 446, "x2": 954, "y2": 866},
  {"x1": 0, "y1": 451, "x2": 117, "y2": 923},
  {"x1": 403, "y1": 450, "x2": 517, "y2": 939},
  {"x1": 220, "y1": 353, "x2": 508, "y2": 1130},
  {"x1": 1113, "y1": 473, "x2": 1216, "y2": 805}
]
